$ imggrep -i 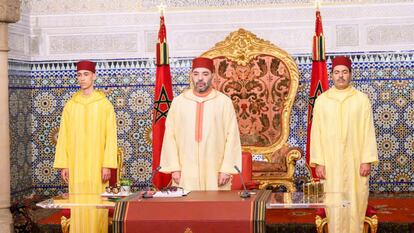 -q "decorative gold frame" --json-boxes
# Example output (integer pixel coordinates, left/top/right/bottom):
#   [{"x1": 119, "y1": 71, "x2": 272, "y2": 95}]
[
  {"x1": 116, "y1": 148, "x2": 124, "y2": 184},
  {"x1": 201, "y1": 28, "x2": 301, "y2": 192},
  {"x1": 315, "y1": 215, "x2": 378, "y2": 233},
  {"x1": 365, "y1": 215, "x2": 379, "y2": 233},
  {"x1": 61, "y1": 216, "x2": 70, "y2": 233},
  {"x1": 315, "y1": 215, "x2": 328, "y2": 233},
  {"x1": 256, "y1": 148, "x2": 302, "y2": 192}
]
